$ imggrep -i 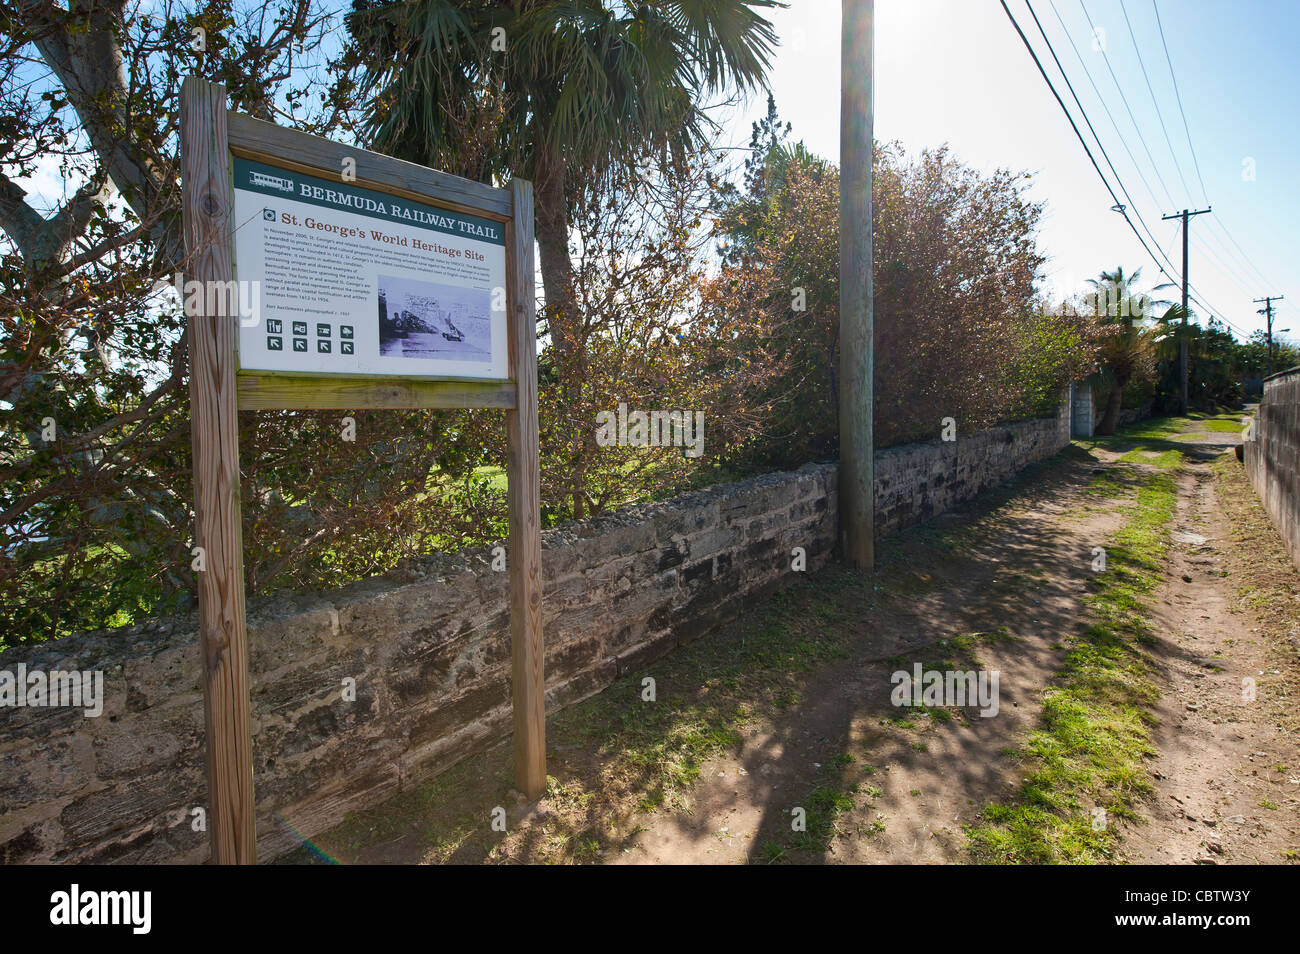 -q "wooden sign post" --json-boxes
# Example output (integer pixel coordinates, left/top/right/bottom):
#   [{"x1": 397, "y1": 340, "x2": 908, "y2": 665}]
[
  {"x1": 179, "y1": 77, "x2": 545, "y2": 864},
  {"x1": 181, "y1": 78, "x2": 256, "y2": 865}
]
